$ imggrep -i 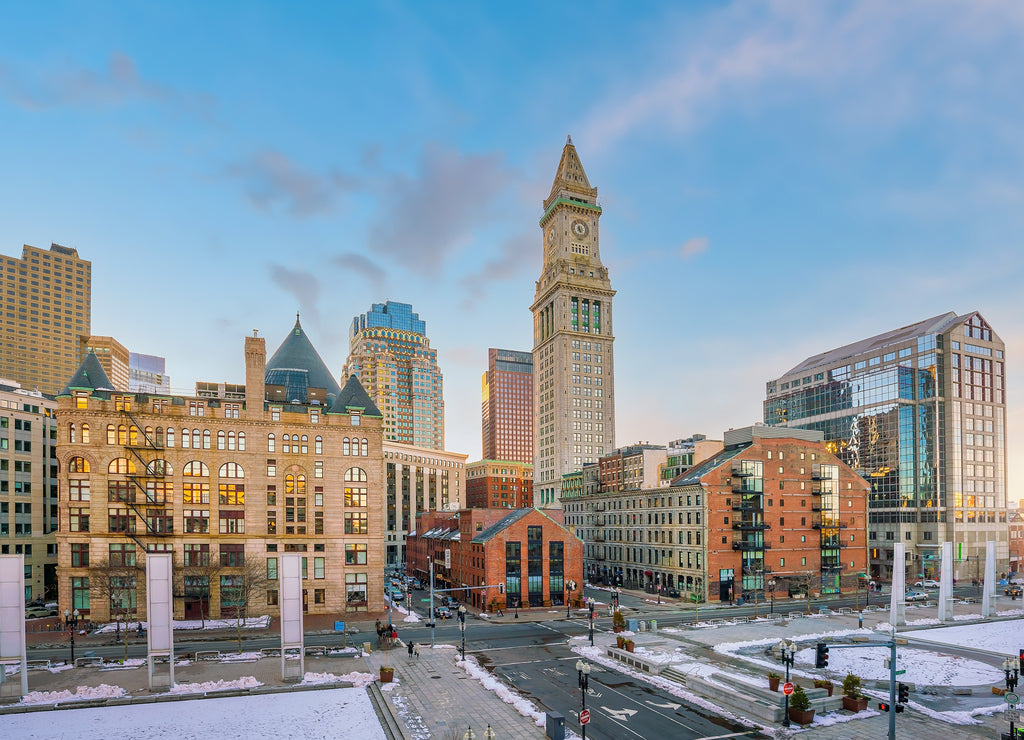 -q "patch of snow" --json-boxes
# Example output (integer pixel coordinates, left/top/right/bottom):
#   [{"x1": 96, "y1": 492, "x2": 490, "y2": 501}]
[
  {"x1": 390, "y1": 692, "x2": 431, "y2": 740},
  {"x1": 302, "y1": 671, "x2": 375, "y2": 687},
  {"x1": 93, "y1": 615, "x2": 271, "y2": 633},
  {"x1": 902, "y1": 617, "x2": 1024, "y2": 654},
  {"x1": 811, "y1": 708, "x2": 880, "y2": 726},
  {"x1": 19, "y1": 683, "x2": 127, "y2": 705},
  {"x1": 456, "y1": 655, "x2": 547, "y2": 727},
  {"x1": 794, "y1": 644, "x2": 1001, "y2": 686},
  {"x1": 220, "y1": 651, "x2": 264, "y2": 662},
  {"x1": 169, "y1": 676, "x2": 263, "y2": 694}
]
